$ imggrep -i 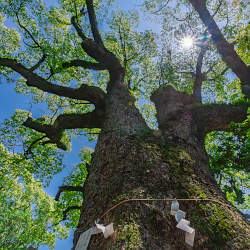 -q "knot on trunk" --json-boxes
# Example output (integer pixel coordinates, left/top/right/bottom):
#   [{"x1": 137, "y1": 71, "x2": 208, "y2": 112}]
[{"x1": 150, "y1": 85, "x2": 192, "y2": 130}]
